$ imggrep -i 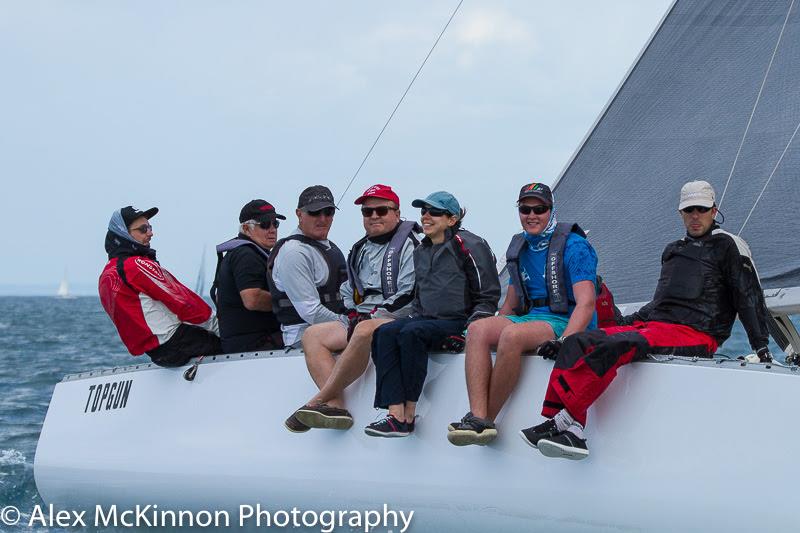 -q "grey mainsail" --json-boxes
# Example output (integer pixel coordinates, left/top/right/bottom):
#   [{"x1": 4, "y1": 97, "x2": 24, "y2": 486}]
[{"x1": 554, "y1": 0, "x2": 800, "y2": 304}]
